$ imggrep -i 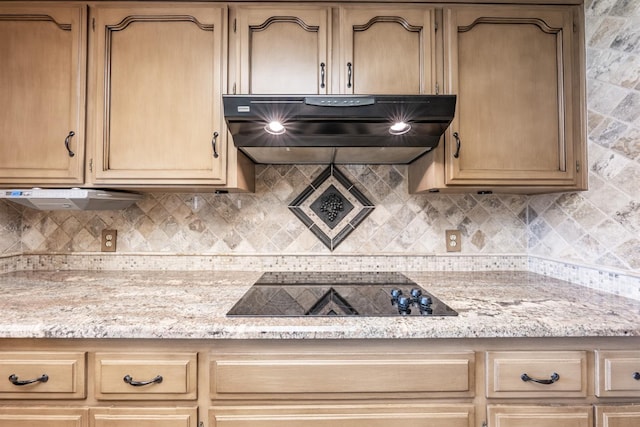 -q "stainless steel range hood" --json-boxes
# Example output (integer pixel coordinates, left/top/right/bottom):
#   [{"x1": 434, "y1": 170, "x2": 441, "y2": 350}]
[
  {"x1": 223, "y1": 94, "x2": 456, "y2": 164},
  {"x1": 0, "y1": 189, "x2": 142, "y2": 211}
]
